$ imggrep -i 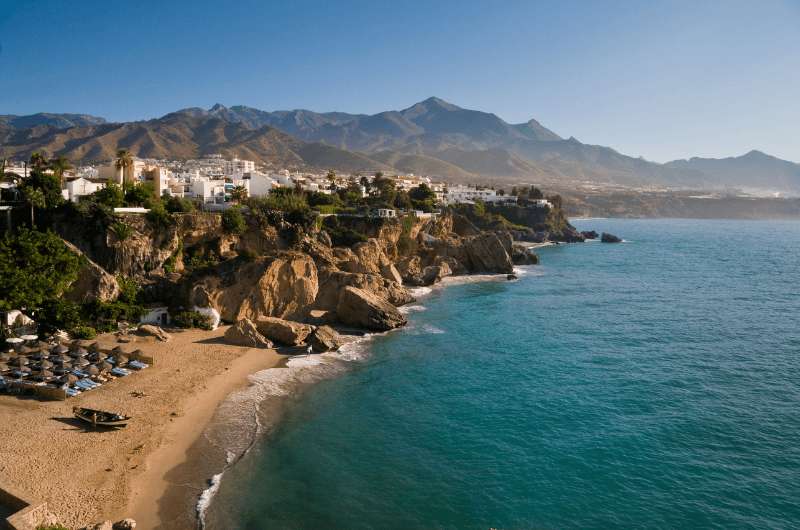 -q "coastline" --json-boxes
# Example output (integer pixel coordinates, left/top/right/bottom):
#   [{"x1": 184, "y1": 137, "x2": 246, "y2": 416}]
[
  {"x1": 0, "y1": 326, "x2": 282, "y2": 530},
  {"x1": 189, "y1": 269, "x2": 537, "y2": 529}
]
